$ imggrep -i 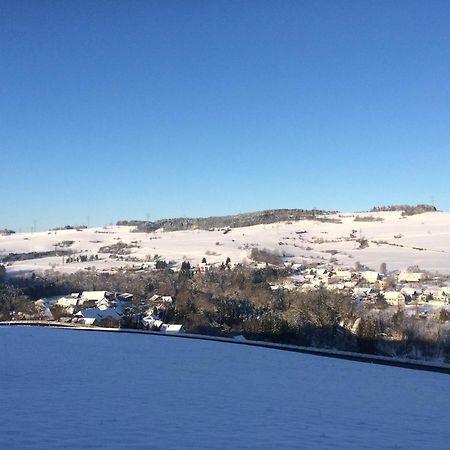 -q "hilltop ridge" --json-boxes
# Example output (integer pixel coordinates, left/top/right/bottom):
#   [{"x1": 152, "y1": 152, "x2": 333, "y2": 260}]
[
  {"x1": 117, "y1": 208, "x2": 337, "y2": 232},
  {"x1": 116, "y1": 204, "x2": 436, "y2": 233}
]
